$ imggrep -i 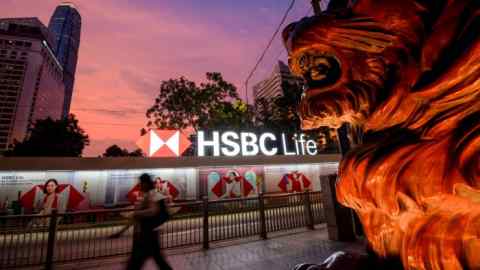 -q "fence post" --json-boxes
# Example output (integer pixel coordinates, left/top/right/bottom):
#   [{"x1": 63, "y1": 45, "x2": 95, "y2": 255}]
[
  {"x1": 304, "y1": 190, "x2": 315, "y2": 230},
  {"x1": 202, "y1": 196, "x2": 209, "y2": 249},
  {"x1": 258, "y1": 193, "x2": 267, "y2": 239},
  {"x1": 45, "y1": 209, "x2": 58, "y2": 270}
]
